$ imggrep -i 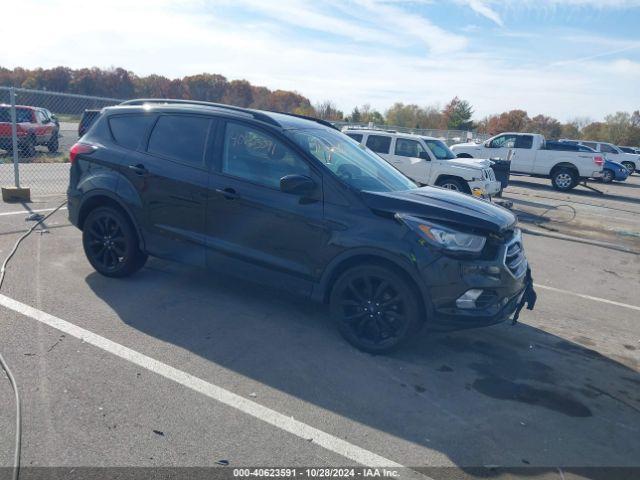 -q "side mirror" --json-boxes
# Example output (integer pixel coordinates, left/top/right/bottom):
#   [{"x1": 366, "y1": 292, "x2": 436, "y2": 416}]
[
  {"x1": 484, "y1": 141, "x2": 492, "y2": 148},
  {"x1": 418, "y1": 151, "x2": 431, "y2": 161},
  {"x1": 42, "y1": 118, "x2": 51, "y2": 124},
  {"x1": 280, "y1": 174, "x2": 317, "y2": 196}
]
